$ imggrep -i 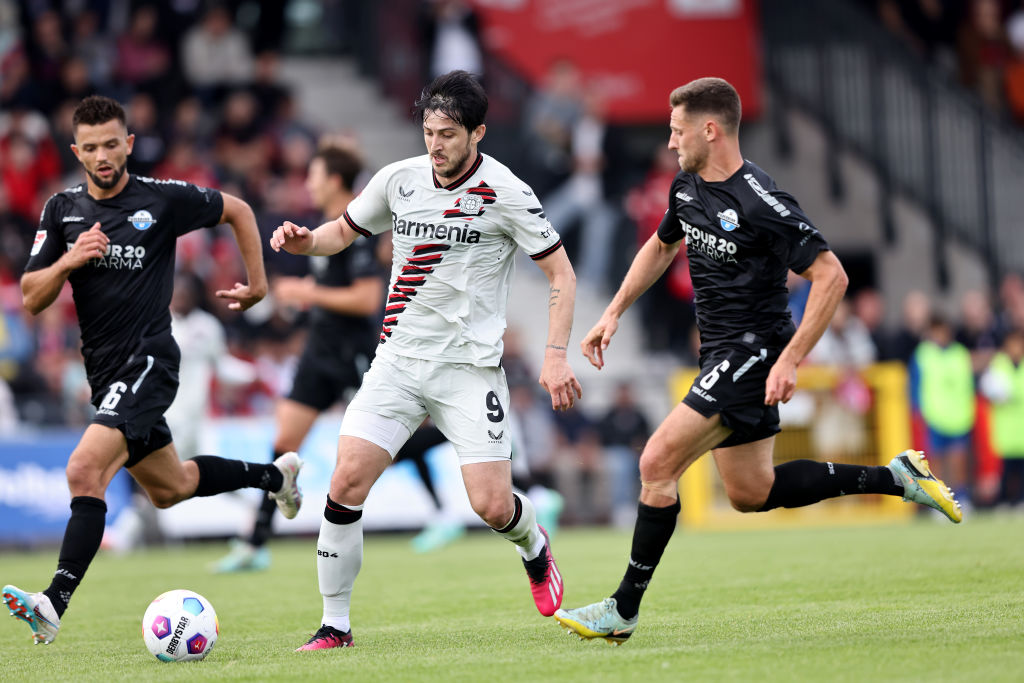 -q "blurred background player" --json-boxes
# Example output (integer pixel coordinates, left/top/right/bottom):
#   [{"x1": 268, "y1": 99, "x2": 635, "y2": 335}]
[
  {"x1": 979, "y1": 327, "x2": 1024, "y2": 507},
  {"x1": 909, "y1": 314, "x2": 976, "y2": 509}
]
